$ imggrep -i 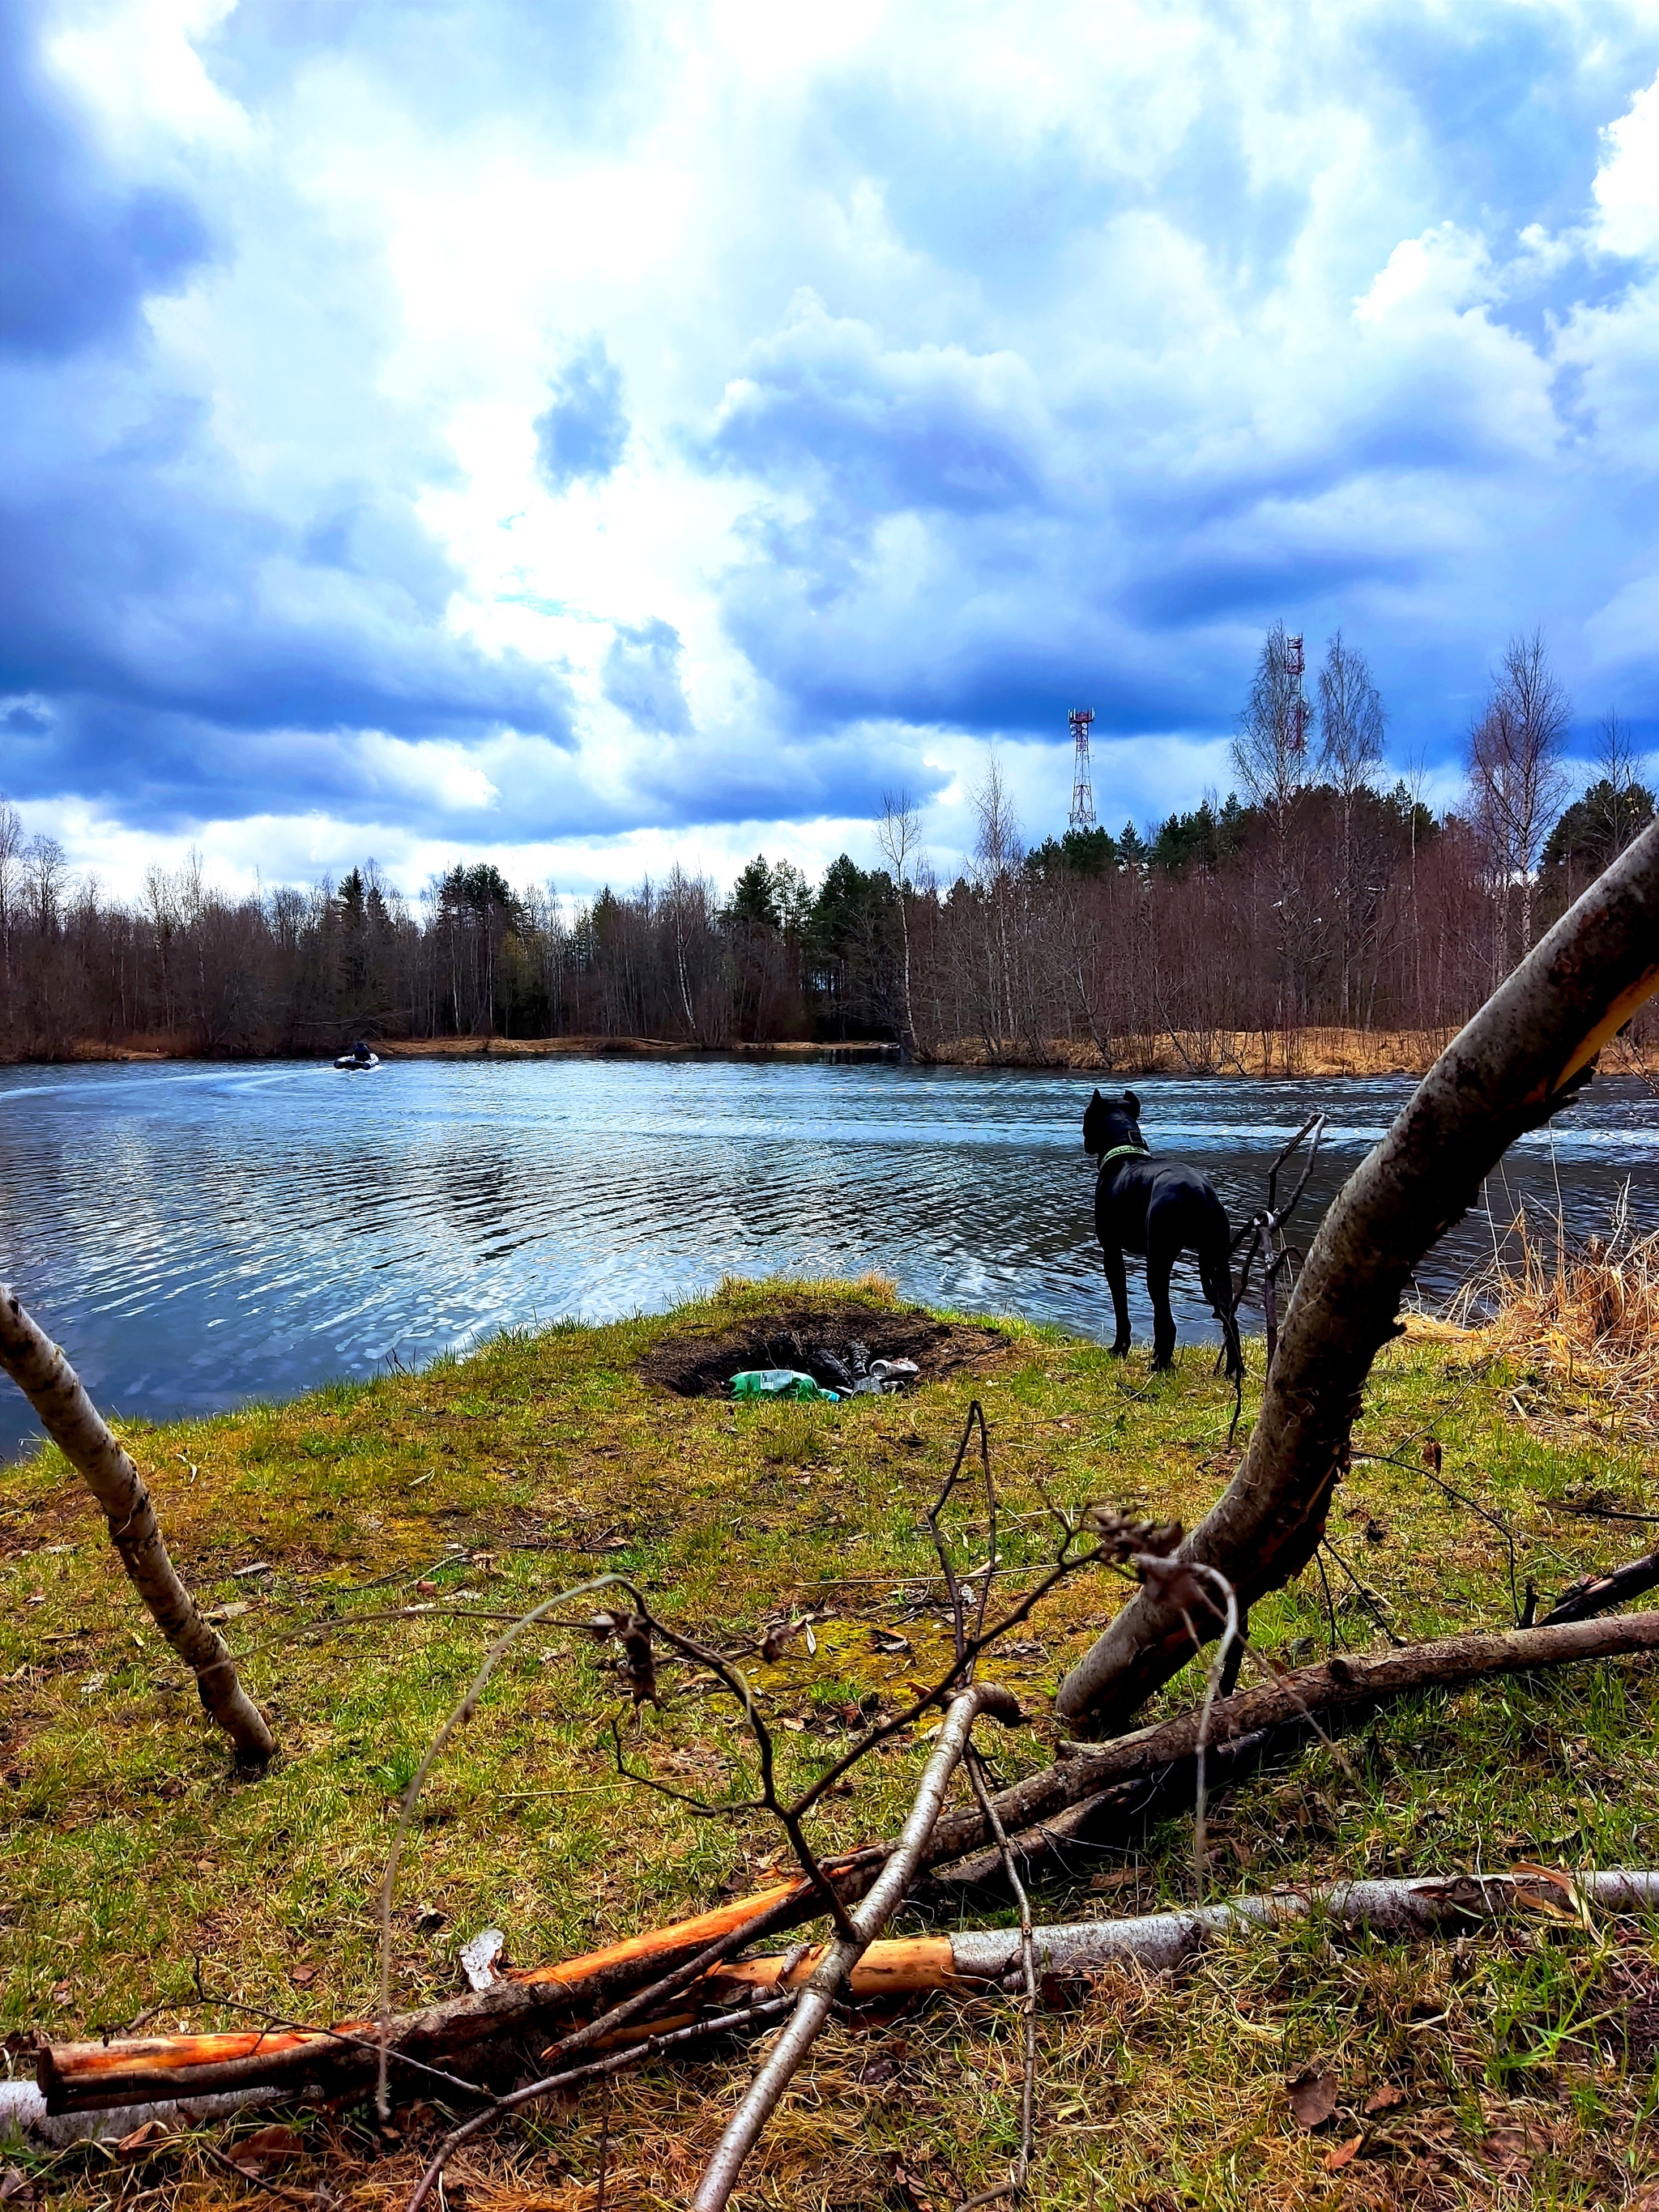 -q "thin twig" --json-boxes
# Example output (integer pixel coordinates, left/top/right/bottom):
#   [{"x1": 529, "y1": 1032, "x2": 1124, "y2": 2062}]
[
  {"x1": 689, "y1": 1682, "x2": 1021, "y2": 2212},
  {"x1": 1318, "y1": 1536, "x2": 1405, "y2": 1646}
]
